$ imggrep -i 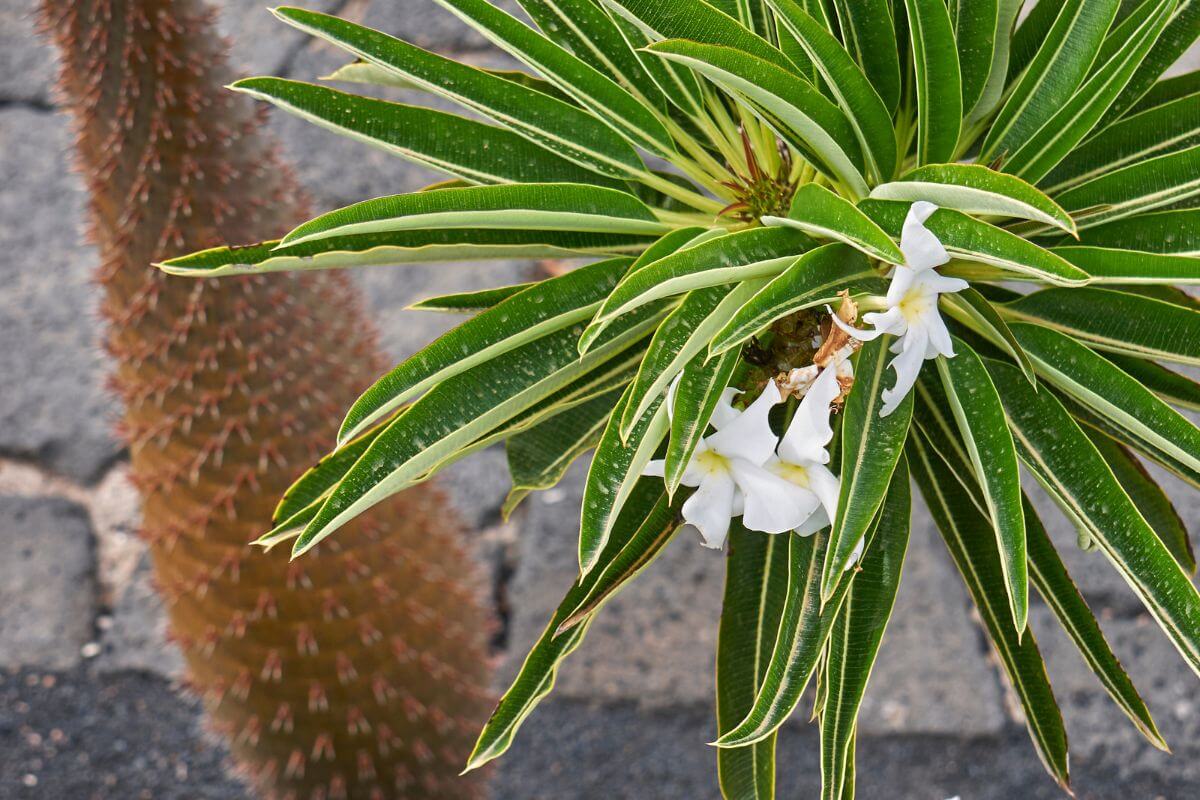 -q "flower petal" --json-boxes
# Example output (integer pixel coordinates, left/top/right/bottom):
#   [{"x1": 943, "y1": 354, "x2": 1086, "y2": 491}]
[
  {"x1": 881, "y1": 328, "x2": 928, "y2": 417},
  {"x1": 708, "y1": 388, "x2": 743, "y2": 430},
  {"x1": 901, "y1": 201, "x2": 949, "y2": 270},
  {"x1": 681, "y1": 470, "x2": 738, "y2": 549},
  {"x1": 706, "y1": 380, "x2": 782, "y2": 465},
  {"x1": 778, "y1": 366, "x2": 839, "y2": 464},
  {"x1": 831, "y1": 311, "x2": 886, "y2": 342},
  {"x1": 730, "y1": 458, "x2": 820, "y2": 534},
  {"x1": 794, "y1": 506, "x2": 829, "y2": 537}
]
